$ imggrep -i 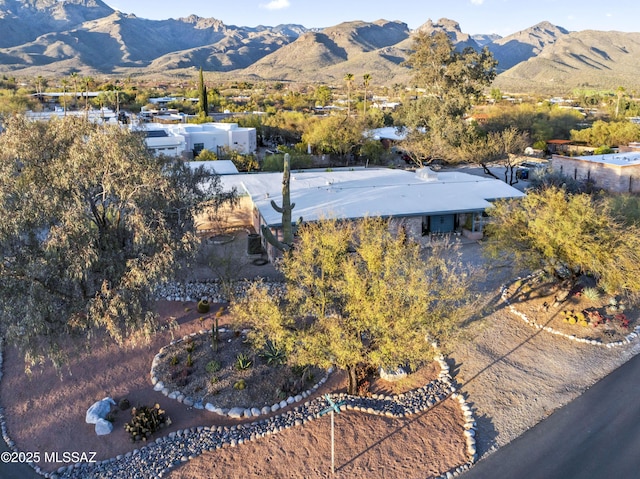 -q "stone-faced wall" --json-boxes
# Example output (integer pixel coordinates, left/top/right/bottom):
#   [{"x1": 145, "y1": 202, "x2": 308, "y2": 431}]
[
  {"x1": 389, "y1": 216, "x2": 424, "y2": 240},
  {"x1": 551, "y1": 155, "x2": 640, "y2": 193}
]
